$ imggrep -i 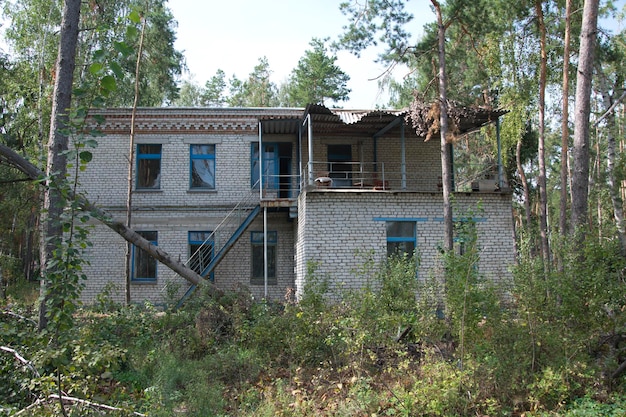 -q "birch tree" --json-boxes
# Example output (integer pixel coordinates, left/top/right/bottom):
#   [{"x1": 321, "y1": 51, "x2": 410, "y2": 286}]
[{"x1": 534, "y1": 0, "x2": 550, "y2": 266}]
